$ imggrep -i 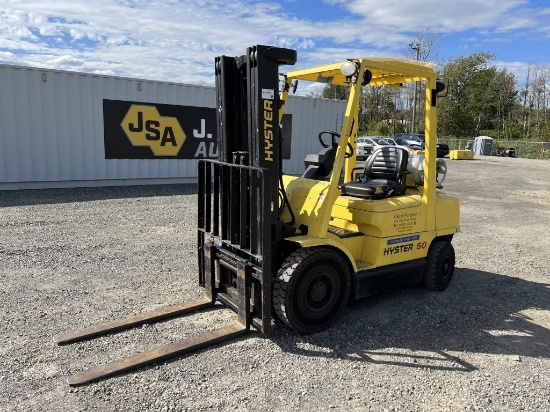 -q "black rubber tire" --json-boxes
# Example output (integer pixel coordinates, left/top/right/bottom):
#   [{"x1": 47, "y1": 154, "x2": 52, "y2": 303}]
[
  {"x1": 423, "y1": 240, "x2": 455, "y2": 291},
  {"x1": 273, "y1": 247, "x2": 351, "y2": 334}
]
